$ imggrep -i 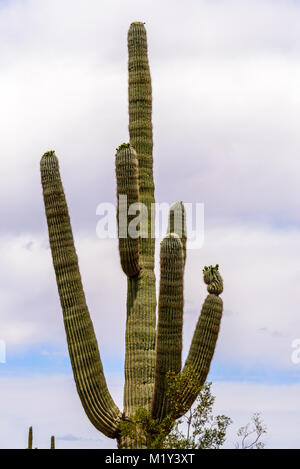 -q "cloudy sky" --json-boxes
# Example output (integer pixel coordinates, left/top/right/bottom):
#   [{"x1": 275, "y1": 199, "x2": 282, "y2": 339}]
[{"x1": 1, "y1": 0, "x2": 300, "y2": 449}]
